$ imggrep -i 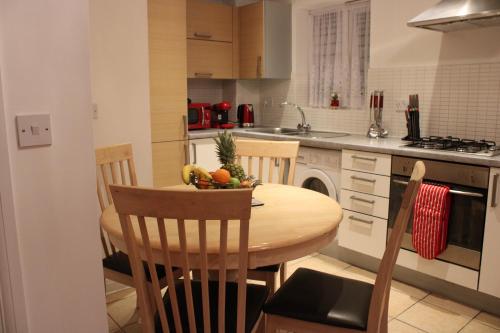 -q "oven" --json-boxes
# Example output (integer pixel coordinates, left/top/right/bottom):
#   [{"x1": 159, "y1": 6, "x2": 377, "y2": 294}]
[{"x1": 388, "y1": 156, "x2": 489, "y2": 271}]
